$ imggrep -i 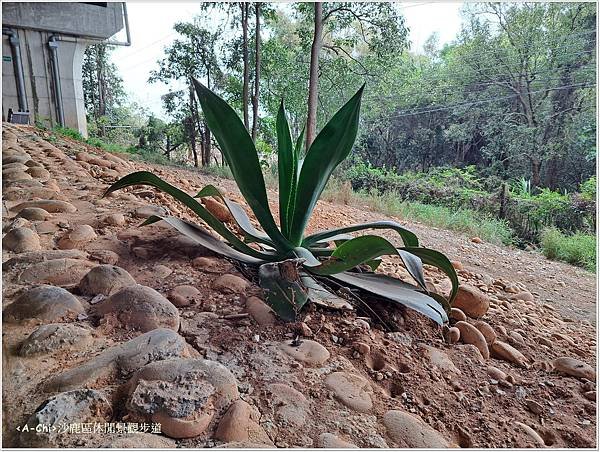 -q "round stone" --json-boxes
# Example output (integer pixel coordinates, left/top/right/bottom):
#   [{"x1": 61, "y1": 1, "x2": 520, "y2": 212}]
[
  {"x1": 79, "y1": 264, "x2": 136, "y2": 296},
  {"x1": 95, "y1": 284, "x2": 180, "y2": 332},
  {"x1": 58, "y1": 224, "x2": 97, "y2": 249},
  {"x1": 325, "y1": 372, "x2": 373, "y2": 412},
  {"x1": 2, "y1": 227, "x2": 41, "y2": 253},
  {"x1": 16, "y1": 207, "x2": 52, "y2": 221},
  {"x1": 125, "y1": 358, "x2": 239, "y2": 439},
  {"x1": 11, "y1": 199, "x2": 76, "y2": 213},
  {"x1": 212, "y1": 274, "x2": 249, "y2": 294},
  {"x1": 168, "y1": 285, "x2": 201, "y2": 307},
  {"x1": 19, "y1": 323, "x2": 93, "y2": 356},
  {"x1": 279, "y1": 339, "x2": 330, "y2": 366},
  {"x1": 453, "y1": 285, "x2": 490, "y2": 318},
  {"x1": 134, "y1": 205, "x2": 166, "y2": 219},
  {"x1": 104, "y1": 213, "x2": 126, "y2": 226},
  {"x1": 552, "y1": 357, "x2": 595, "y2": 380},
  {"x1": 383, "y1": 410, "x2": 449, "y2": 448},
  {"x1": 4, "y1": 285, "x2": 85, "y2": 324}
]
